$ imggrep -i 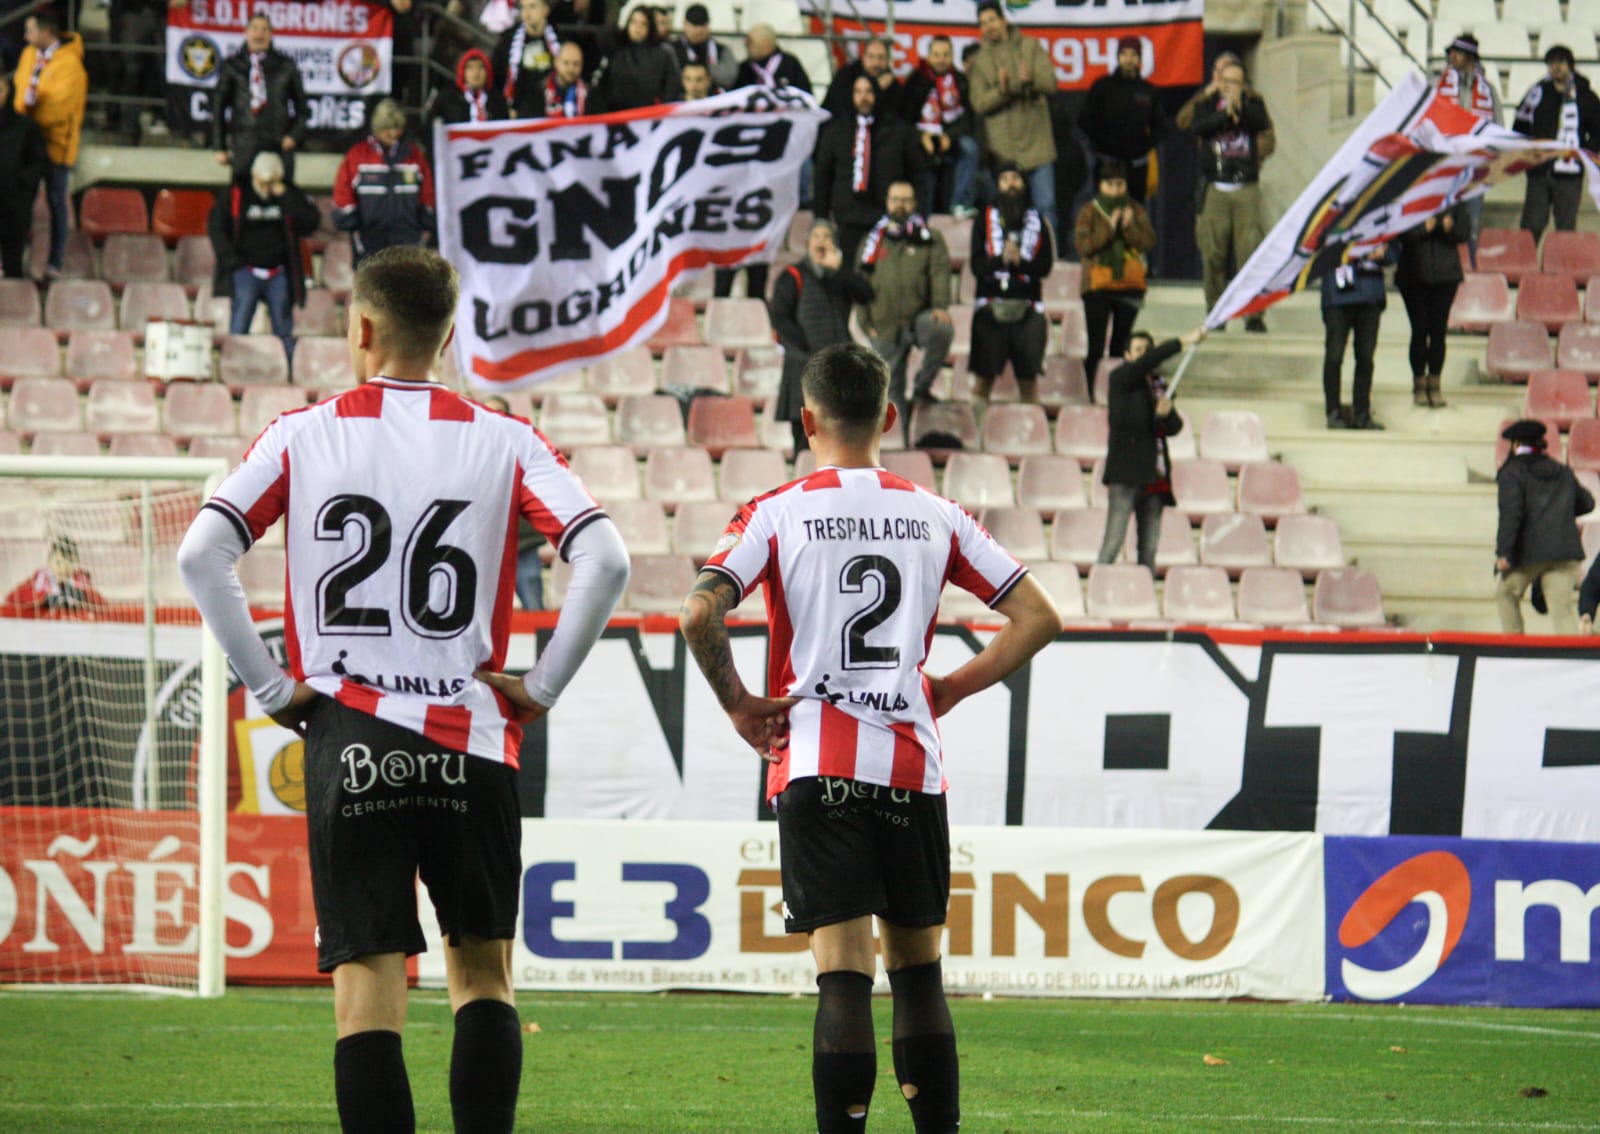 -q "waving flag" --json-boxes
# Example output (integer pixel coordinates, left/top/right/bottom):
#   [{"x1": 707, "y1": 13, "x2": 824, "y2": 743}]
[{"x1": 1208, "y1": 72, "x2": 1600, "y2": 327}]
